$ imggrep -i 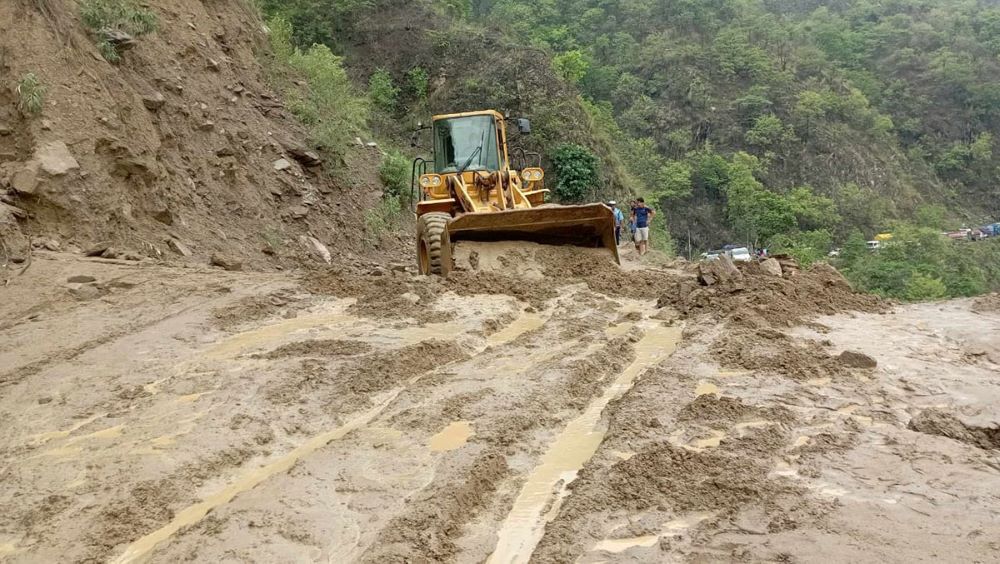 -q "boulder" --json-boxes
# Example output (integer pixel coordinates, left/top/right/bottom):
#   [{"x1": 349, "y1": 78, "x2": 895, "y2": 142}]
[
  {"x1": 289, "y1": 205, "x2": 309, "y2": 219},
  {"x1": 299, "y1": 236, "x2": 331, "y2": 264},
  {"x1": 142, "y1": 92, "x2": 166, "y2": 111},
  {"x1": 168, "y1": 239, "x2": 192, "y2": 257},
  {"x1": 210, "y1": 254, "x2": 243, "y2": 271},
  {"x1": 760, "y1": 258, "x2": 783, "y2": 277},
  {"x1": 697, "y1": 255, "x2": 743, "y2": 286},
  {"x1": 288, "y1": 147, "x2": 322, "y2": 167},
  {"x1": 68, "y1": 275, "x2": 97, "y2": 283},
  {"x1": 11, "y1": 162, "x2": 40, "y2": 194},
  {"x1": 838, "y1": 350, "x2": 877, "y2": 369},
  {"x1": 69, "y1": 285, "x2": 102, "y2": 301},
  {"x1": 273, "y1": 158, "x2": 292, "y2": 171},
  {"x1": 36, "y1": 142, "x2": 79, "y2": 176}
]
